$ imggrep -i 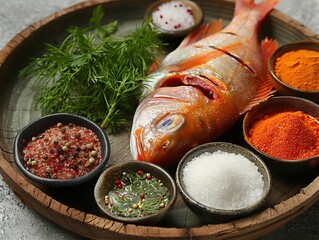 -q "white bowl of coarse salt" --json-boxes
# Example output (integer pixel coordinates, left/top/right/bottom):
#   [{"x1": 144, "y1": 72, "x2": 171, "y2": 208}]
[
  {"x1": 176, "y1": 142, "x2": 272, "y2": 223},
  {"x1": 145, "y1": 0, "x2": 203, "y2": 38}
]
